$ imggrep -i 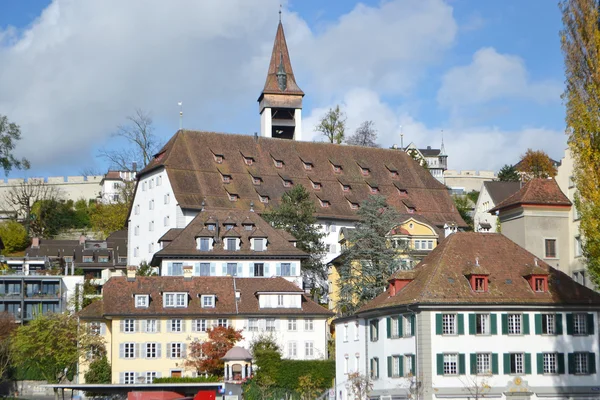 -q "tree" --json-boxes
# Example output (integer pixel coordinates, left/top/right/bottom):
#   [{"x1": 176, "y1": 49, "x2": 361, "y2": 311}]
[
  {"x1": 516, "y1": 149, "x2": 558, "y2": 181},
  {"x1": 497, "y1": 164, "x2": 520, "y2": 182},
  {"x1": 184, "y1": 326, "x2": 243, "y2": 377},
  {"x1": 0, "y1": 313, "x2": 16, "y2": 382},
  {"x1": 98, "y1": 109, "x2": 161, "y2": 171},
  {"x1": 452, "y1": 195, "x2": 473, "y2": 231},
  {"x1": 0, "y1": 221, "x2": 29, "y2": 255},
  {"x1": 406, "y1": 148, "x2": 428, "y2": 168},
  {"x1": 0, "y1": 115, "x2": 30, "y2": 175},
  {"x1": 89, "y1": 202, "x2": 129, "y2": 237},
  {"x1": 84, "y1": 356, "x2": 111, "y2": 384},
  {"x1": 337, "y1": 195, "x2": 401, "y2": 315},
  {"x1": 297, "y1": 374, "x2": 324, "y2": 400},
  {"x1": 561, "y1": 0, "x2": 600, "y2": 286},
  {"x1": 345, "y1": 121, "x2": 379, "y2": 147},
  {"x1": 346, "y1": 372, "x2": 372, "y2": 399},
  {"x1": 137, "y1": 261, "x2": 157, "y2": 276},
  {"x1": 314, "y1": 105, "x2": 346, "y2": 144},
  {"x1": 3, "y1": 180, "x2": 62, "y2": 234},
  {"x1": 262, "y1": 185, "x2": 327, "y2": 291}
]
